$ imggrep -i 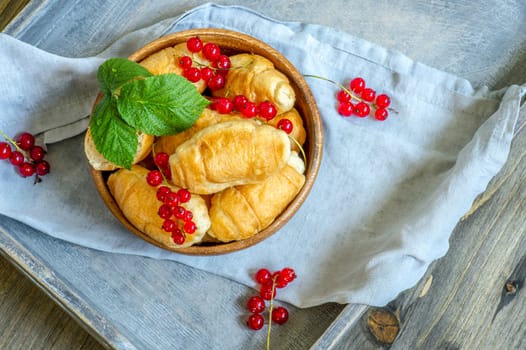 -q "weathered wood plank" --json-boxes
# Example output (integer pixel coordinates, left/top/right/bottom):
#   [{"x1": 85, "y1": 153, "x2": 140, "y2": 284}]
[{"x1": 0, "y1": 255, "x2": 106, "y2": 350}]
